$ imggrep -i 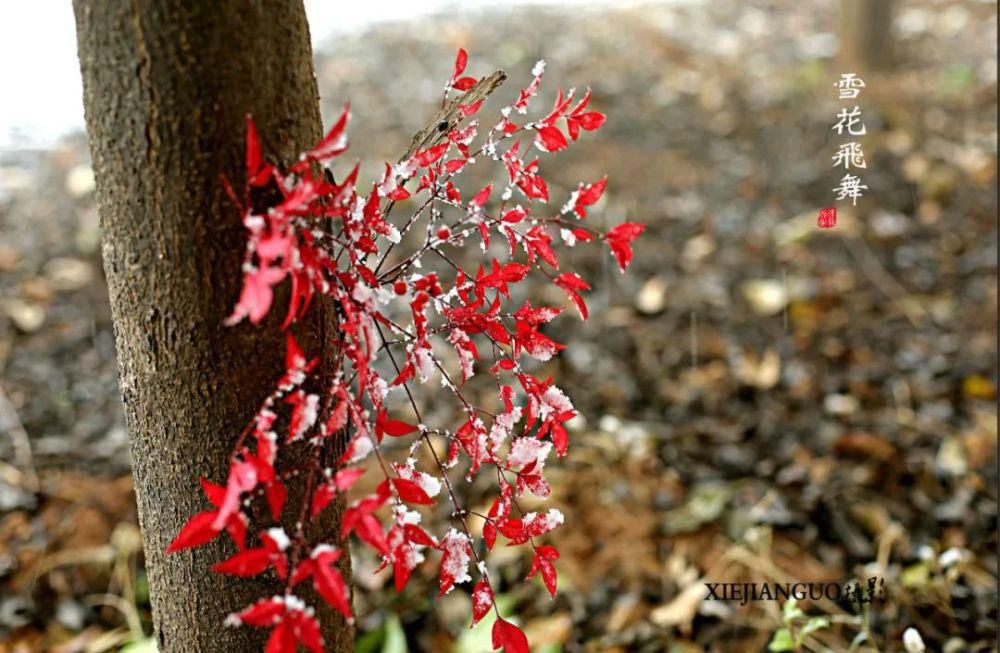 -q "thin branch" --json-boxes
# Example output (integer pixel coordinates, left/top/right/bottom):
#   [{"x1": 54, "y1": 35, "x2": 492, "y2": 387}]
[{"x1": 400, "y1": 70, "x2": 507, "y2": 164}]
